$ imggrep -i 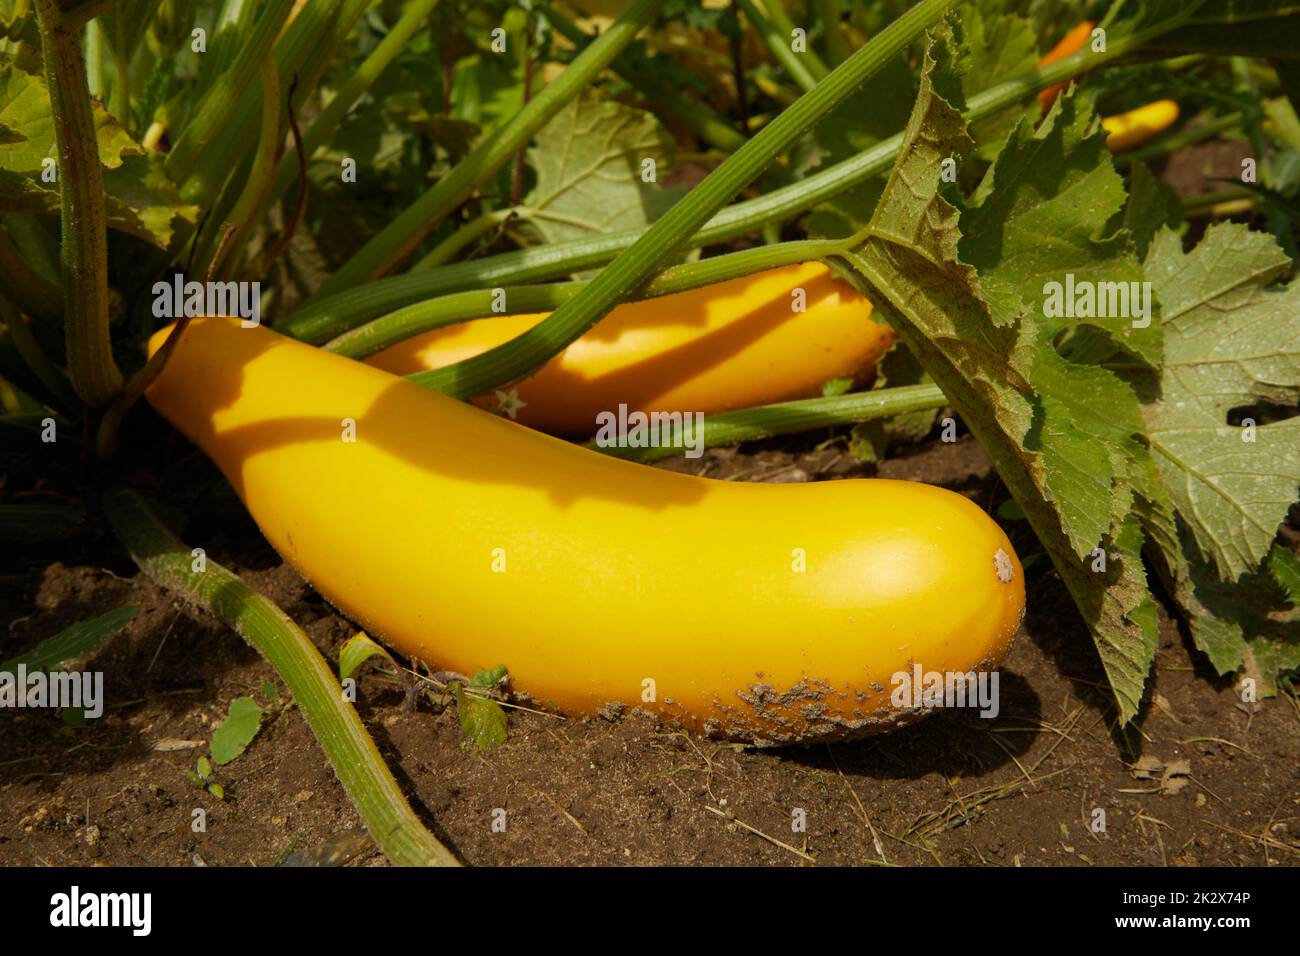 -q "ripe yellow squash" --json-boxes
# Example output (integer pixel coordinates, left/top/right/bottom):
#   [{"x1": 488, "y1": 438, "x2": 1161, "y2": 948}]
[
  {"x1": 1102, "y1": 99, "x2": 1180, "y2": 153},
  {"x1": 145, "y1": 317, "x2": 1024, "y2": 744},
  {"x1": 364, "y1": 261, "x2": 894, "y2": 434}
]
